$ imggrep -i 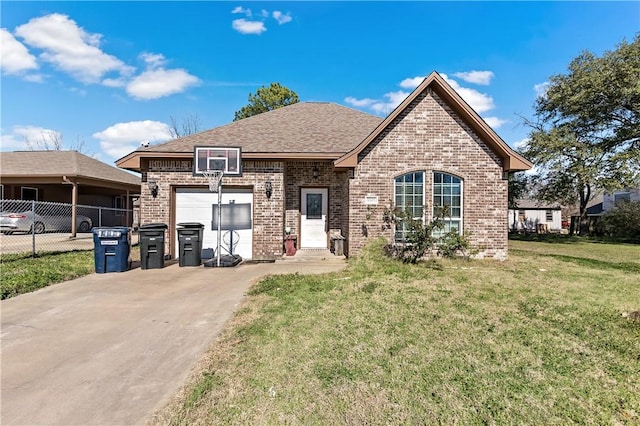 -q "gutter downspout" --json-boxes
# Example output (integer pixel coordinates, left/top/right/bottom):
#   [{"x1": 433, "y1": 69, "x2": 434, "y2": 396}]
[{"x1": 63, "y1": 176, "x2": 78, "y2": 238}]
